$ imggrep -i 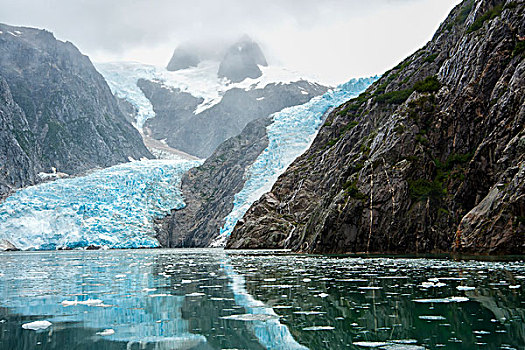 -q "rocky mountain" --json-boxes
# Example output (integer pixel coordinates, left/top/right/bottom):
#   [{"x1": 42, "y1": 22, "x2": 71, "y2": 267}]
[
  {"x1": 155, "y1": 77, "x2": 377, "y2": 248},
  {"x1": 0, "y1": 23, "x2": 151, "y2": 198},
  {"x1": 227, "y1": 0, "x2": 524, "y2": 254},
  {"x1": 166, "y1": 43, "x2": 201, "y2": 71},
  {"x1": 167, "y1": 36, "x2": 268, "y2": 84},
  {"x1": 217, "y1": 36, "x2": 268, "y2": 83},
  {"x1": 142, "y1": 79, "x2": 327, "y2": 158},
  {"x1": 155, "y1": 116, "x2": 272, "y2": 247},
  {"x1": 98, "y1": 39, "x2": 329, "y2": 159},
  {"x1": 0, "y1": 77, "x2": 38, "y2": 198}
]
